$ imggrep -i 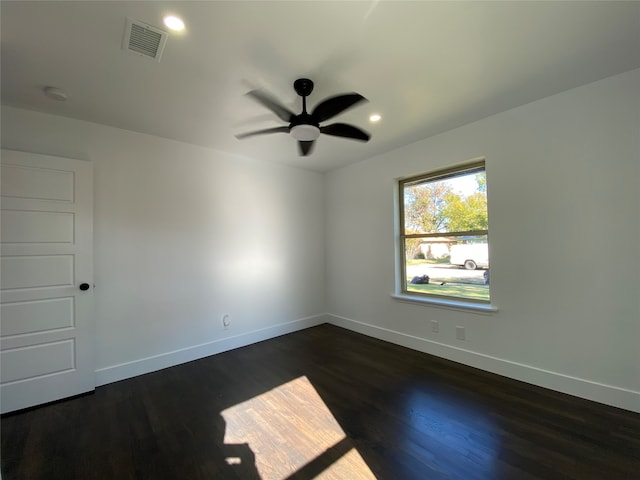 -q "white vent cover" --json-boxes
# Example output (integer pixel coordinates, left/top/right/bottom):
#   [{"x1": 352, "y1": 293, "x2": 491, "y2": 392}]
[{"x1": 122, "y1": 18, "x2": 168, "y2": 62}]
